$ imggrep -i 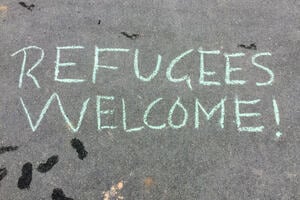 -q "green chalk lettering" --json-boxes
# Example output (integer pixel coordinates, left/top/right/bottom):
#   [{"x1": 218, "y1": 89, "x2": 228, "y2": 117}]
[
  {"x1": 11, "y1": 46, "x2": 44, "y2": 89},
  {"x1": 224, "y1": 53, "x2": 246, "y2": 85},
  {"x1": 93, "y1": 47, "x2": 130, "y2": 83},
  {"x1": 20, "y1": 93, "x2": 57, "y2": 132},
  {"x1": 143, "y1": 98, "x2": 166, "y2": 130},
  {"x1": 276, "y1": 131, "x2": 282, "y2": 138},
  {"x1": 252, "y1": 52, "x2": 273, "y2": 86},
  {"x1": 166, "y1": 49, "x2": 194, "y2": 90},
  {"x1": 122, "y1": 98, "x2": 144, "y2": 132},
  {"x1": 54, "y1": 46, "x2": 86, "y2": 83},
  {"x1": 96, "y1": 96, "x2": 117, "y2": 130},
  {"x1": 56, "y1": 95, "x2": 90, "y2": 133},
  {"x1": 198, "y1": 47, "x2": 221, "y2": 86},
  {"x1": 21, "y1": 93, "x2": 89, "y2": 132},
  {"x1": 168, "y1": 97, "x2": 188, "y2": 129},
  {"x1": 134, "y1": 49, "x2": 162, "y2": 82},
  {"x1": 238, "y1": 126, "x2": 264, "y2": 132},
  {"x1": 235, "y1": 96, "x2": 264, "y2": 132},
  {"x1": 272, "y1": 98, "x2": 280, "y2": 125},
  {"x1": 195, "y1": 97, "x2": 226, "y2": 129}
]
